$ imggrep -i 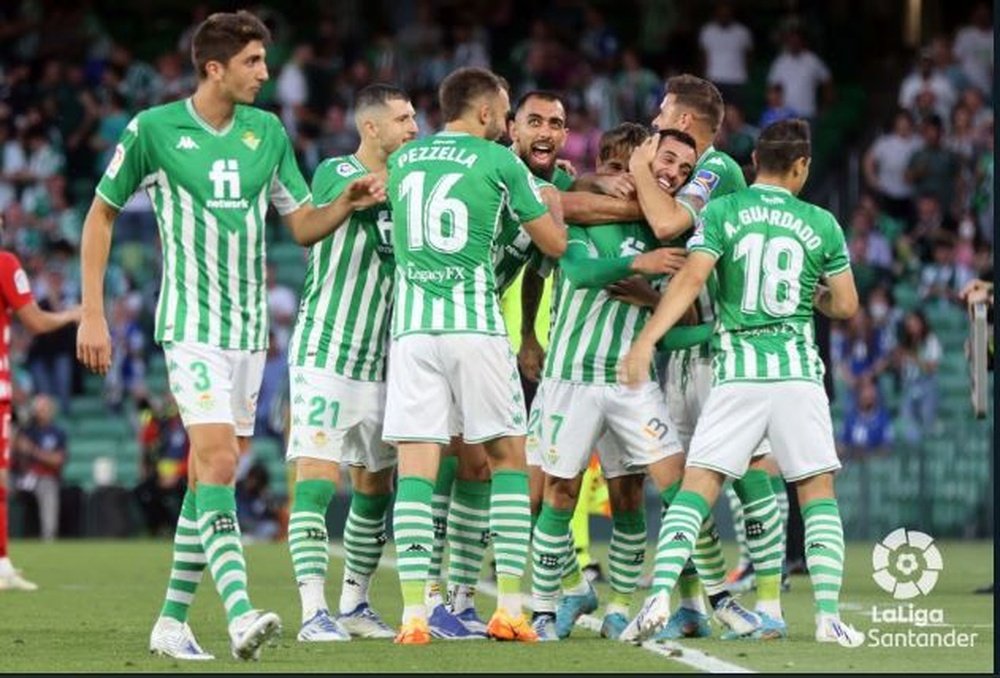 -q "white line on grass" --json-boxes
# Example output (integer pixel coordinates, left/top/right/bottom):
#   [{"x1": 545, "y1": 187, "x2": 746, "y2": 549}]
[{"x1": 328, "y1": 543, "x2": 755, "y2": 674}]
